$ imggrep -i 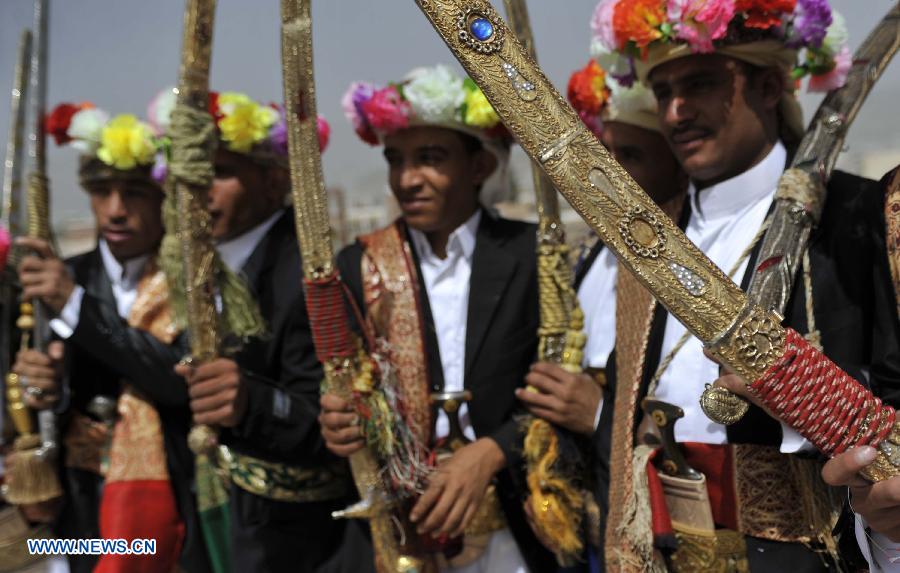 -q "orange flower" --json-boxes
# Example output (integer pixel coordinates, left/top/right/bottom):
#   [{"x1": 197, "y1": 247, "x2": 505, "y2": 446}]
[
  {"x1": 567, "y1": 60, "x2": 609, "y2": 117},
  {"x1": 735, "y1": 0, "x2": 796, "y2": 29},
  {"x1": 613, "y1": 0, "x2": 667, "y2": 53}
]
